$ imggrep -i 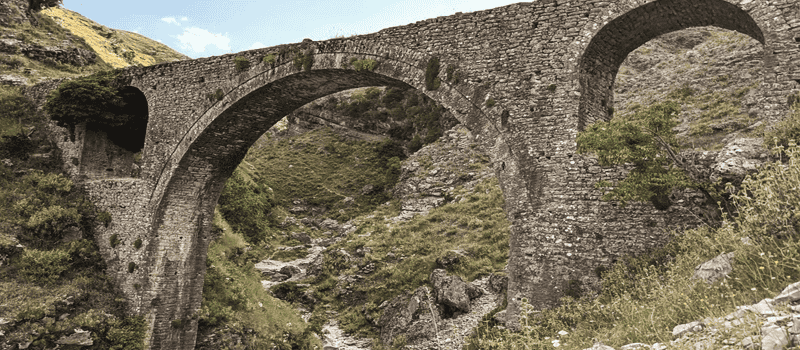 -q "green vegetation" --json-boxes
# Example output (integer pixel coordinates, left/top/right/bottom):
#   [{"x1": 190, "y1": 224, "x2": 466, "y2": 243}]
[
  {"x1": 293, "y1": 49, "x2": 314, "y2": 72},
  {"x1": 109, "y1": 233, "x2": 120, "y2": 248},
  {"x1": 765, "y1": 93, "x2": 800, "y2": 149},
  {"x1": 470, "y1": 142, "x2": 800, "y2": 349},
  {"x1": 425, "y1": 56, "x2": 441, "y2": 90},
  {"x1": 263, "y1": 53, "x2": 277, "y2": 67},
  {"x1": 217, "y1": 166, "x2": 276, "y2": 244},
  {"x1": 45, "y1": 70, "x2": 148, "y2": 152},
  {"x1": 313, "y1": 178, "x2": 510, "y2": 336},
  {"x1": 97, "y1": 211, "x2": 111, "y2": 227},
  {"x1": 0, "y1": 87, "x2": 146, "y2": 349},
  {"x1": 233, "y1": 56, "x2": 250, "y2": 72},
  {"x1": 349, "y1": 57, "x2": 378, "y2": 72},
  {"x1": 241, "y1": 128, "x2": 404, "y2": 224},
  {"x1": 486, "y1": 98, "x2": 496, "y2": 107},
  {"x1": 207, "y1": 88, "x2": 224, "y2": 102},
  {"x1": 547, "y1": 84, "x2": 557, "y2": 92},
  {"x1": 578, "y1": 98, "x2": 732, "y2": 221},
  {"x1": 445, "y1": 63, "x2": 461, "y2": 83},
  {"x1": 199, "y1": 210, "x2": 320, "y2": 349}
]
